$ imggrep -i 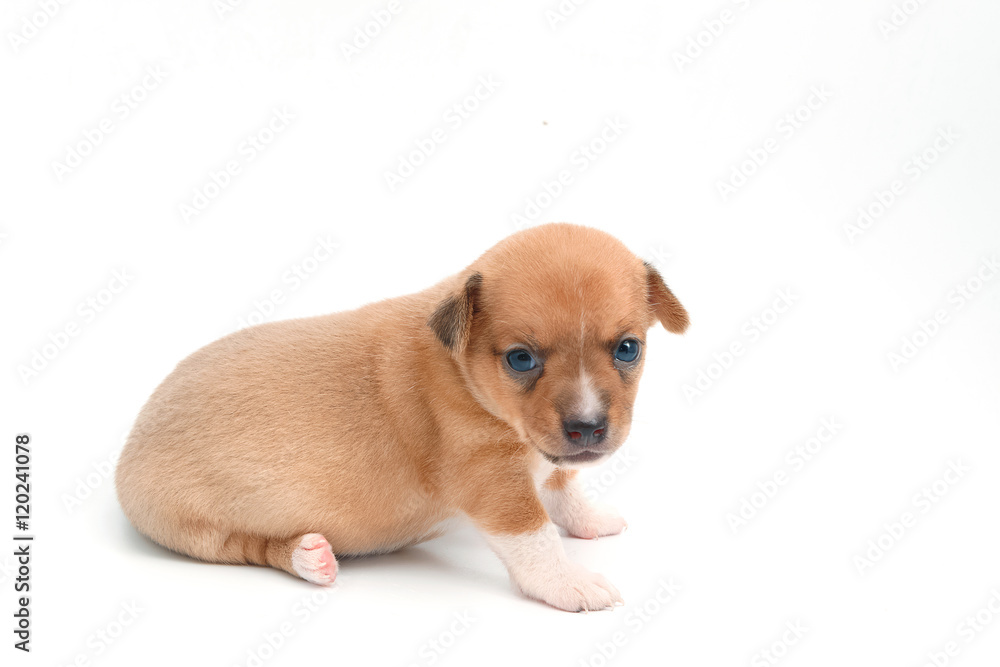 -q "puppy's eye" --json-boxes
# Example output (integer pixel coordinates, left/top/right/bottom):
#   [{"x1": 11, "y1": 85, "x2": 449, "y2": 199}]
[
  {"x1": 506, "y1": 349, "x2": 538, "y2": 372},
  {"x1": 615, "y1": 339, "x2": 641, "y2": 363}
]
